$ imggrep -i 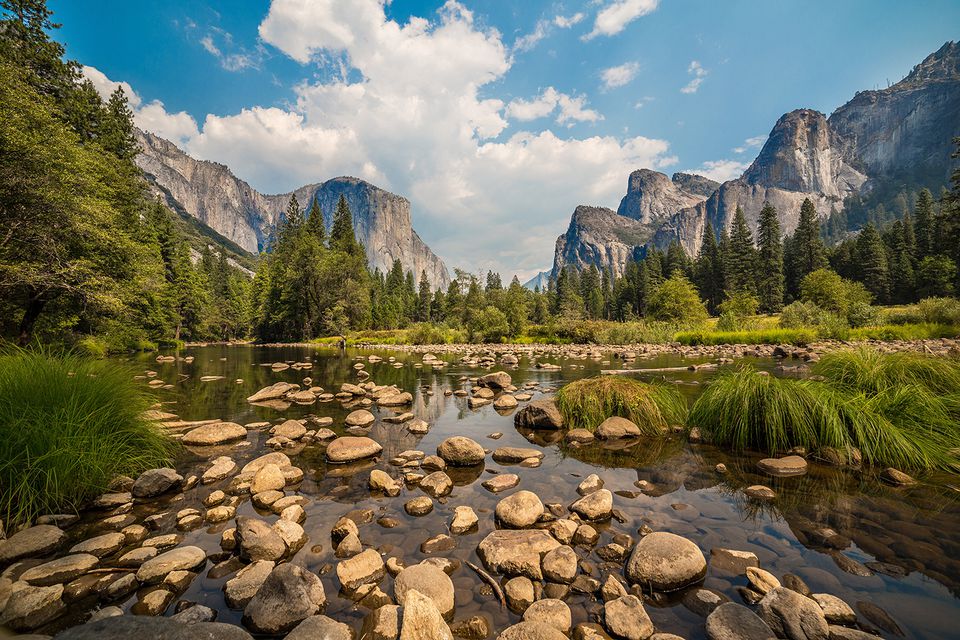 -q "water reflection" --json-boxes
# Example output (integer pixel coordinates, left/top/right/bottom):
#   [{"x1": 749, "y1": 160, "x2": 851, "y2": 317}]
[{"x1": 91, "y1": 344, "x2": 960, "y2": 640}]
